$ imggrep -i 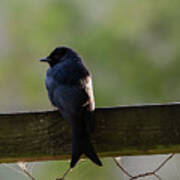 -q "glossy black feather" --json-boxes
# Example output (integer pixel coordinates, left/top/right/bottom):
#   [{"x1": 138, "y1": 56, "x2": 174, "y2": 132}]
[{"x1": 41, "y1": 46, "x2": 102, "y2": 167}]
